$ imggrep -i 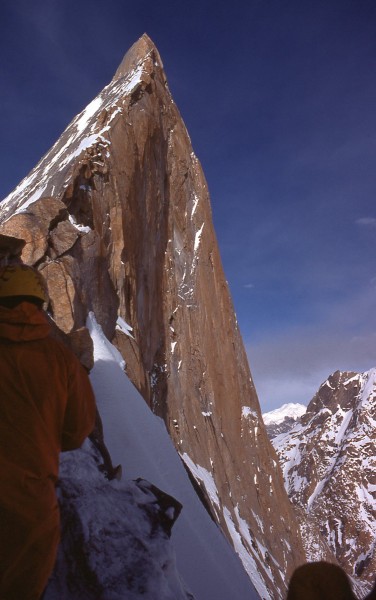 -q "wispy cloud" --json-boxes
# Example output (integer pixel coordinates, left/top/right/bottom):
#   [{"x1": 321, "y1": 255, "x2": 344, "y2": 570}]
[{"x1": 356, "y1": 217, "x2": 376, "y2": 227}]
